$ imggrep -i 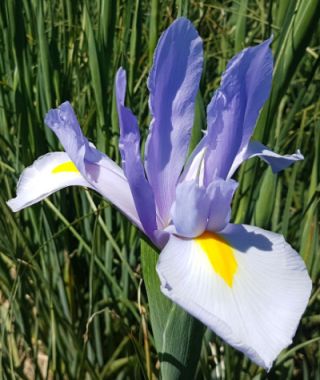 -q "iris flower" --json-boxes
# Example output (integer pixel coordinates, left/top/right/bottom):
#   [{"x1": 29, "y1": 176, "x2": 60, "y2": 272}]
[{"x1": 8, "y1": 18, "x2": 311, "y2": 370}]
